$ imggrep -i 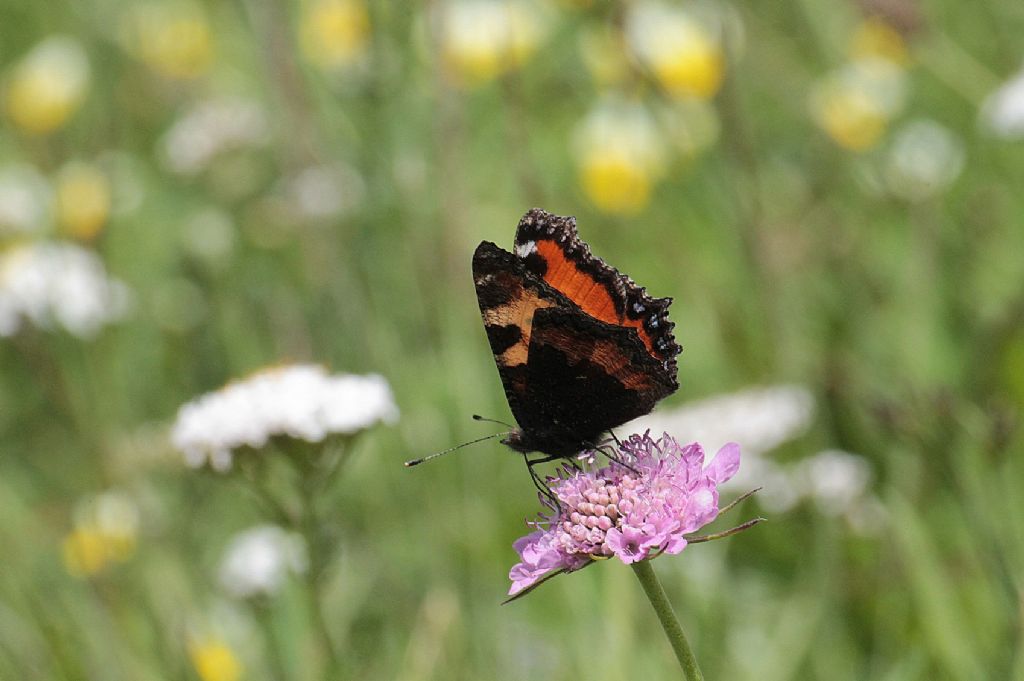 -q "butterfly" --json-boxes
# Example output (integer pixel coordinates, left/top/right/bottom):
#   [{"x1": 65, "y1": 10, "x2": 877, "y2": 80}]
[{"x1": 473, "y1": 208, "x2": 680, "y2": 463}]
